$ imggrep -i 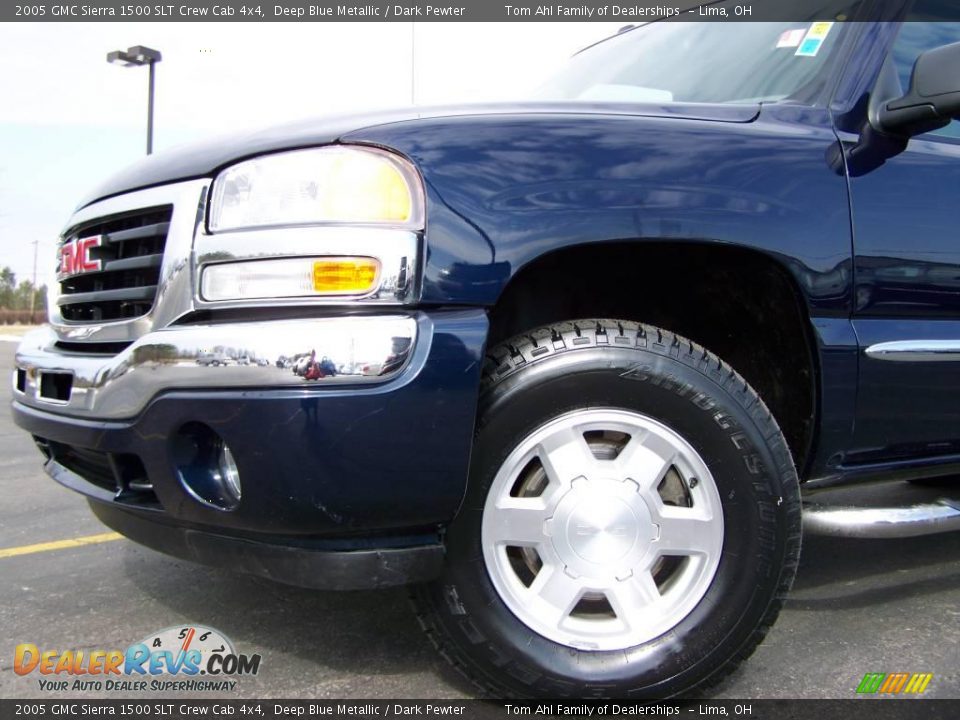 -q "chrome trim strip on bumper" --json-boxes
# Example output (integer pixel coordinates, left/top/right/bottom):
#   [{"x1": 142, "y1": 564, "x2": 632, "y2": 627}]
[
  {"x1": 864, "y1": 340, "x2": 960, "y2": 362},
  {"x1": 13, "y1": 315, "x2": 419, "y2": 420}
]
